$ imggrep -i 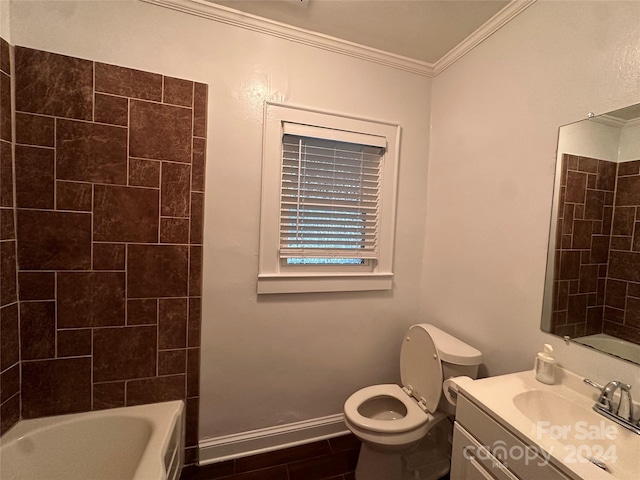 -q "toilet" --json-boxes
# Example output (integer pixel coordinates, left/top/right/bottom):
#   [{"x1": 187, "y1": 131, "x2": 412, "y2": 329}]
[{"x1": 343, "y1": 323, "x2": 482, "y2": 480}]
